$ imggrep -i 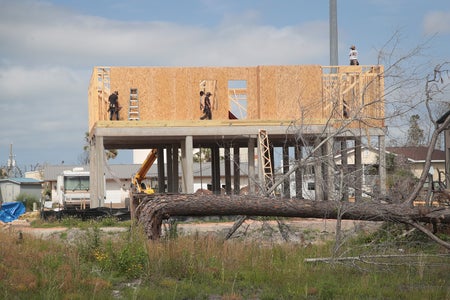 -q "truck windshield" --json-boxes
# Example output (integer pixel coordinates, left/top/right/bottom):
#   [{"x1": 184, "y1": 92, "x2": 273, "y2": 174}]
[{"x1": 64, "y1": 176, "x2": 89, "y2": 191}]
